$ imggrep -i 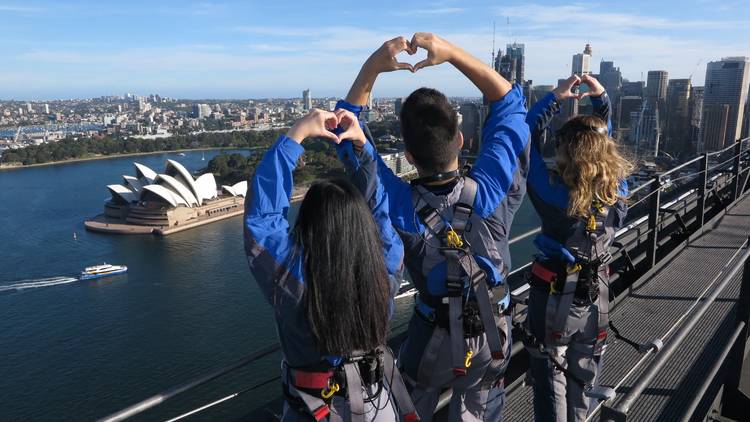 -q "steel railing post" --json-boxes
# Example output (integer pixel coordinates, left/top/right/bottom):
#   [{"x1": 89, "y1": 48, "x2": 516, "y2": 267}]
[
  {"x1": 721, "y1": 236, "x2": 750, "y2": 419},
  {"x1": 732, "y1": 141, "x2": 742, "y2": 201},
  {"x1": 646, "y1": 176, "x2": 662, "y2": 269},
  {"x1": 696, "y1": 154, "x2": 709, "y2": 229}
]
